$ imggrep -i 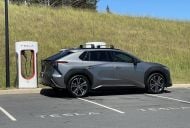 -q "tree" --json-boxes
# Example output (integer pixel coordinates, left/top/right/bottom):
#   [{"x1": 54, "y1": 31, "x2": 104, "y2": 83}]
[
  {"x1": 71, "y1": 0, "x2": 98, "y2": 10},
  {"x1": 106, "y1": 5, "x2": 111, "y2": 13},
  {"x1": 10, "y1": 0, "x2": 99, "y2": 9}
]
